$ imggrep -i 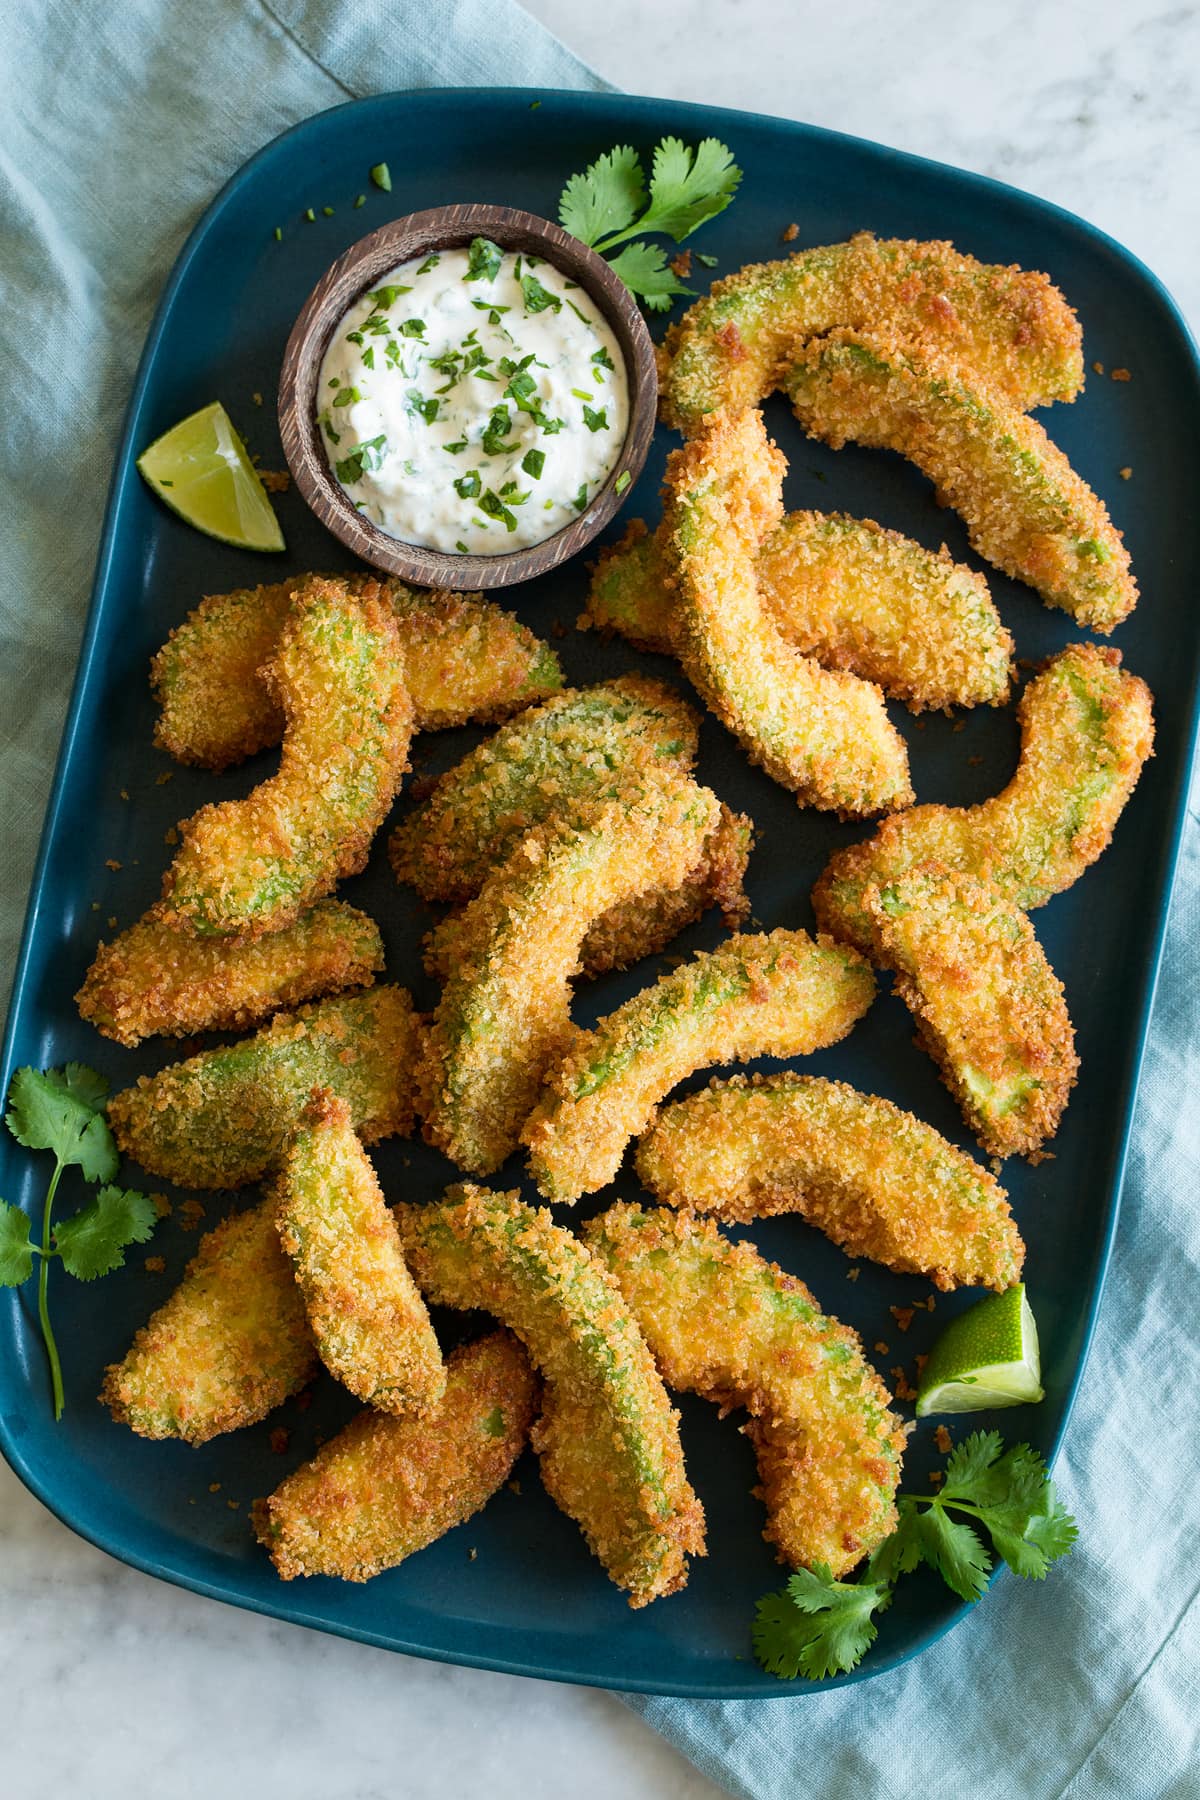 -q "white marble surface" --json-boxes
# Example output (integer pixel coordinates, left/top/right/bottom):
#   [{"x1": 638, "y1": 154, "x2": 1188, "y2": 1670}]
[{"x1": 3, "y1": 5, "x2": 1198, "y2": 1798}]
